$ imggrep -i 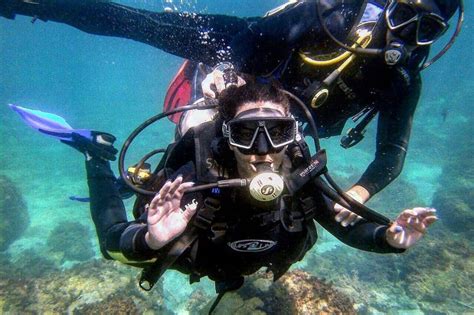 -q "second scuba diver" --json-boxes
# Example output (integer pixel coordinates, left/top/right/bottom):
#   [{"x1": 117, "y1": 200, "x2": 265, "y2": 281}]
[
  {"x1": 0, "y1": 0, "x2": 464, "y2": 227},
  {"x1": 12, "y1": 81, "x2": 436, "y2": 311}
]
